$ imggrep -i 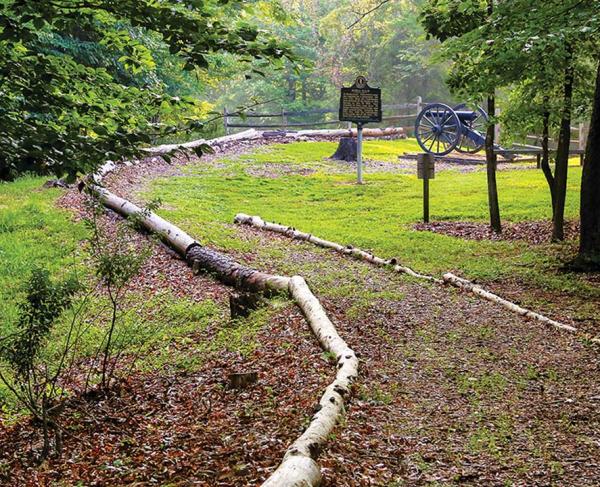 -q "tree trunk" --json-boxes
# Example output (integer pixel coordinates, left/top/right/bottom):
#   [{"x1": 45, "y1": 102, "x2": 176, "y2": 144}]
[
  {"x1": 552, "y1": 51, "x2": 574, "y2": 242},
  {"x1": 331, "y1": 137, "x2": 357, "y2": 162},
  {"x1": 485, "y1": 94, "x2": 502, "y2": 233},
  {"x1": 578, "y1": 59, "x2": 600, "y2": 266},
  {"x1": 540, "y1": 105, "x2": 556, "y2": 217},
  {"x1": 484, "y1": 0, "x2": 501, "y2": 234}
]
